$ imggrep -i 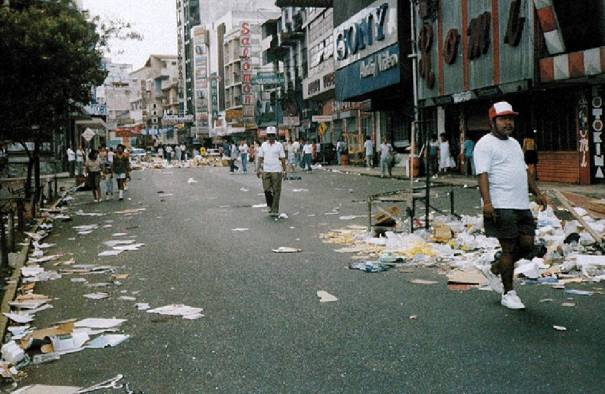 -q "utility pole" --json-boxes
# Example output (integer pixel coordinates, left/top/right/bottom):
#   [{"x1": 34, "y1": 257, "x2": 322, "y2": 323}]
[{"x1": 408, "y1": 0, "x2": 420, "y2": 187}]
